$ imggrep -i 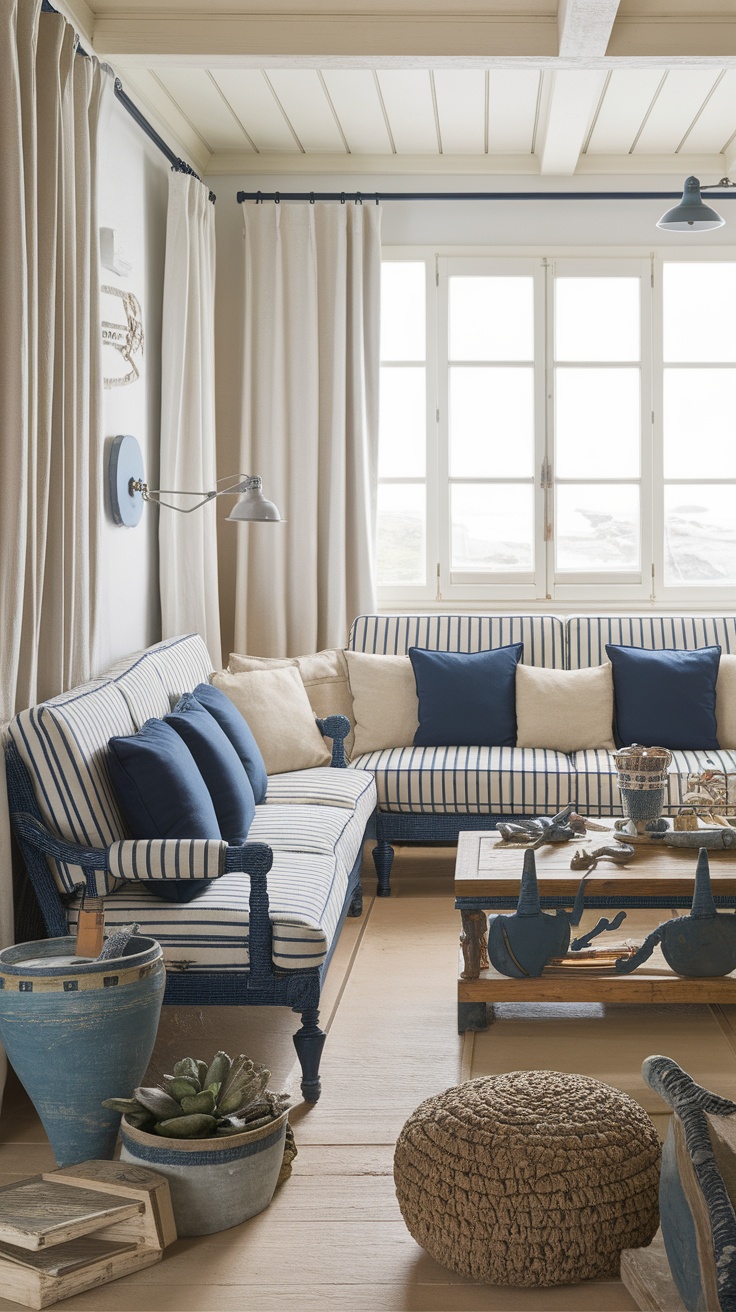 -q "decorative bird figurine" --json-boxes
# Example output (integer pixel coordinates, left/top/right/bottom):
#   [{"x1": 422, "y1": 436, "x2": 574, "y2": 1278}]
[
  {"x1": 615, "y1": 848, "x2": 736, "y2": 977},
  {"x1": 487, "y1": 849, "x2": 627, "y2": 978}
]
